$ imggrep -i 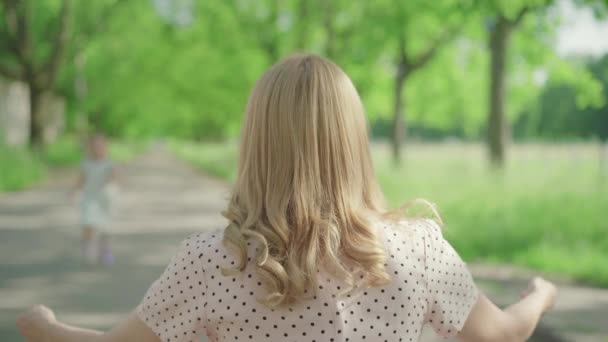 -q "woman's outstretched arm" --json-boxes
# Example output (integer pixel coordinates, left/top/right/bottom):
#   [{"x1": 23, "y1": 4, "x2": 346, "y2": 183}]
[
  {"x1": 458, "y1": 277, "x2": 557, "y2": 342},
  {"x1": 17, "y1": 305, "x2": 159, "y2": 342},
  {"x1": 19, "y1": 235, "x2": 210, "y2": 342}
]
